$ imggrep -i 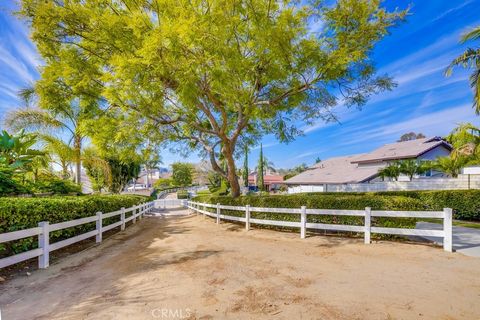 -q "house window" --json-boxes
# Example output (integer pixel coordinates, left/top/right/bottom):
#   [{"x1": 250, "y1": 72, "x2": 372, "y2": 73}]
[{"x1": 419, "y1": 169, "x2": 432, "y2": 177}]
